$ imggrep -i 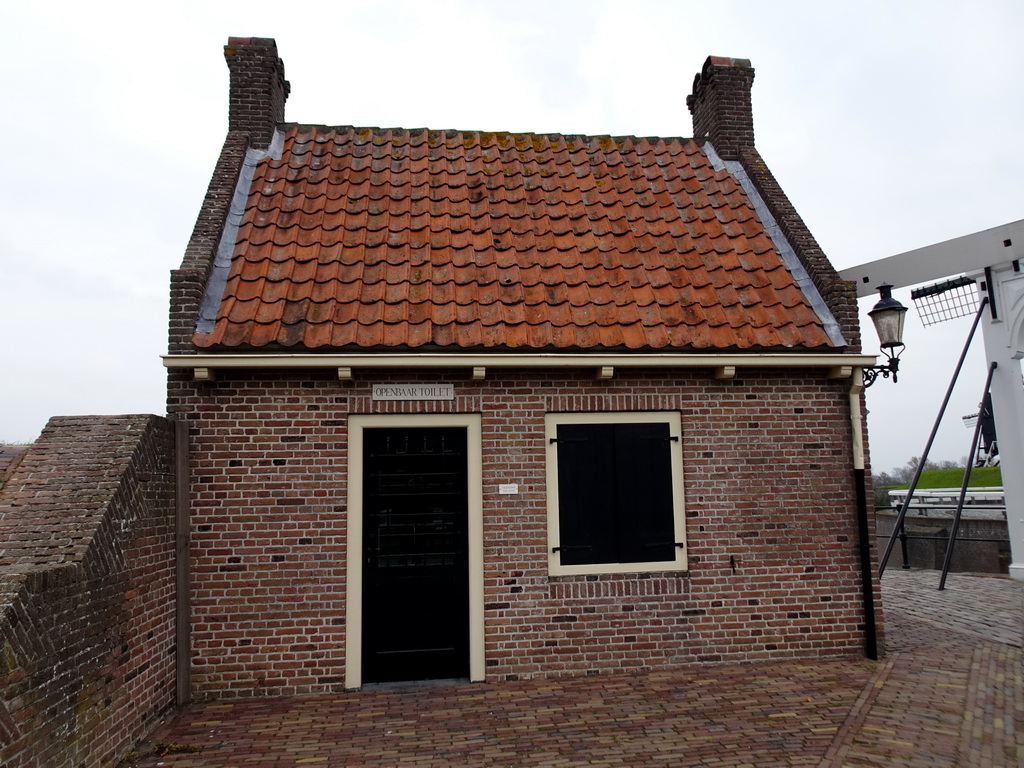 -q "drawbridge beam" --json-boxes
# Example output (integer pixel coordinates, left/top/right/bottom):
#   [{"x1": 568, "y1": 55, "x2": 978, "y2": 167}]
[{"x1": 839, "y1": 219, "x2": 1024, "y2": 298}]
